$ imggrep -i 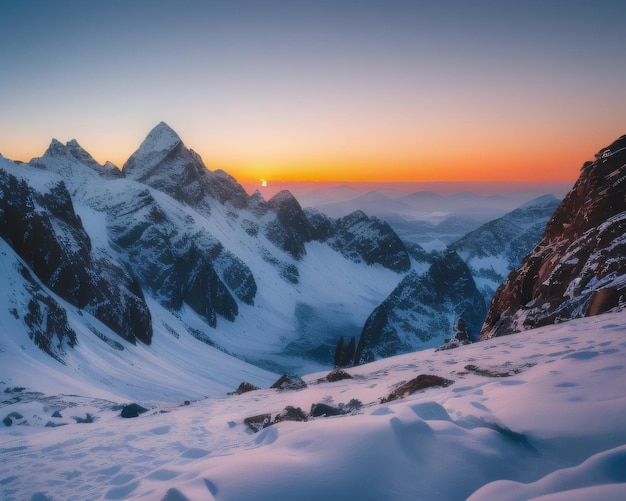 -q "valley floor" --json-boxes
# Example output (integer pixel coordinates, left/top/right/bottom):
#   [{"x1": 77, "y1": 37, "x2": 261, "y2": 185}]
[{"x1": 2, "y1": 310, "x2": 626, "y2": 500}]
